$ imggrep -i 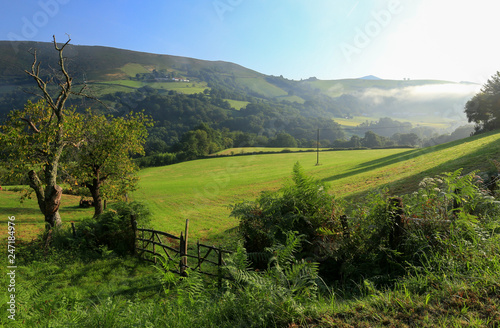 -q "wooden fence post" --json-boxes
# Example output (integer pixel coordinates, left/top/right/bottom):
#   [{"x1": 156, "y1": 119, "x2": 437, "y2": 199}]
[
  {"x1": 183, "y1": 219, "x2": 189, "y2": 273},
  {"x1": 179, "y1": 232, "x2": 185, "y2": 276},
  {"x1": 179, "y1": 219, "x2": 190, "y2": 276},
  {"x1": 152, "y1": 232, "x2": 157, "y2": 264},
  {"x1": 71, "y1": 222, "x2": 76, "y2": 238},
  {"x1": 340, "y1": 215, "x2": 350, "y2": 239},
  {"x1": 218, "y1": 247, "x2": 223, "y2": 289},
  {"x1": 389, "y1": 197, "x2": 404, "y2": 249},
  {"x1": 130, "y1": 214, "x2": 137, "y2": 256},
  {"x1": 197, "y1": 240, "x2": 201, "y2": 271}
]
